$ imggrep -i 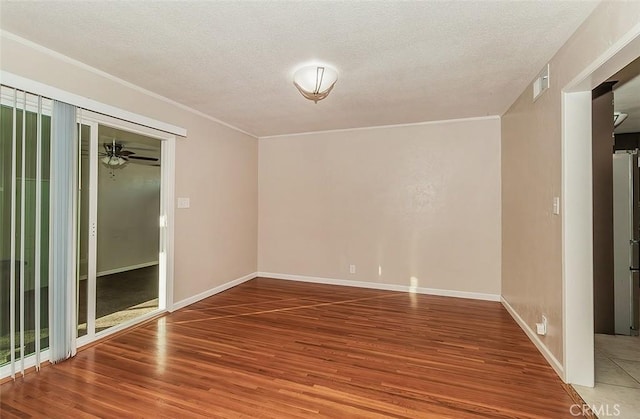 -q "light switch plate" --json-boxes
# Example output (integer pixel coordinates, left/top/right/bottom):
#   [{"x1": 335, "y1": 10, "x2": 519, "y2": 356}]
[
  {"x1": 177, "y1": 197, "x2": 190, "y2": 209},
  {"x1": 552, "y1": 197, "x2": 560, "y2": 215}
]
